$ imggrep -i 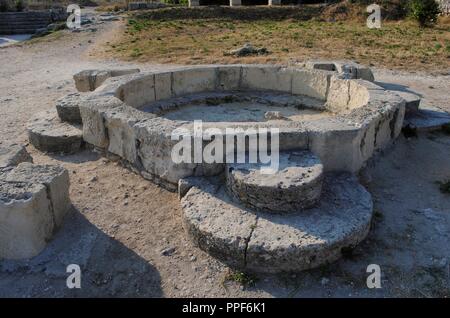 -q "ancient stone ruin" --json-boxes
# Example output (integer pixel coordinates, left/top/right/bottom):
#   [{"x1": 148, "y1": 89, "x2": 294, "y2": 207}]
[{"x1": 19, "y1": 62, "x2": 448, "y2": 271}]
